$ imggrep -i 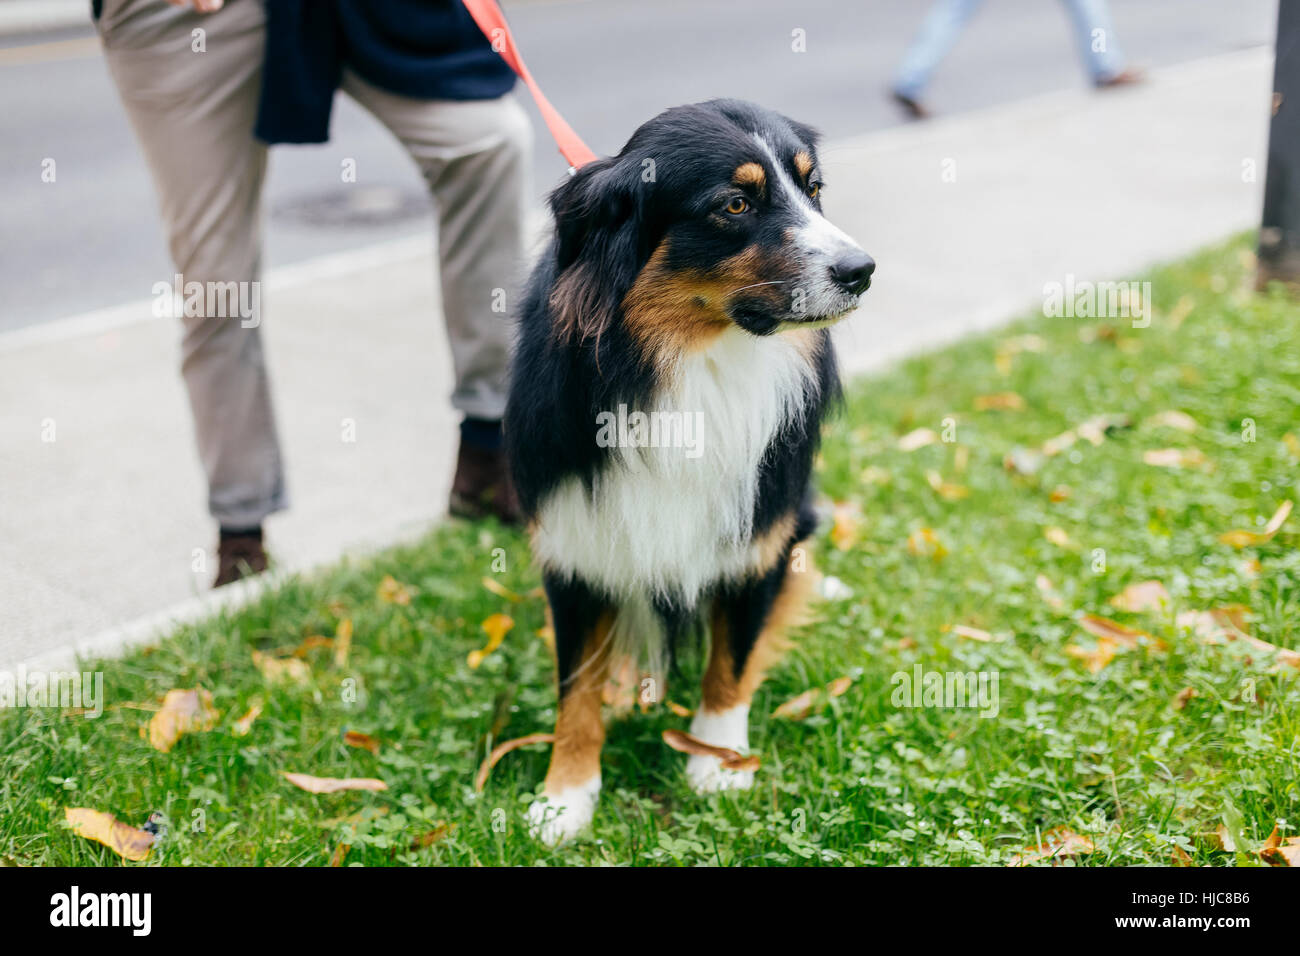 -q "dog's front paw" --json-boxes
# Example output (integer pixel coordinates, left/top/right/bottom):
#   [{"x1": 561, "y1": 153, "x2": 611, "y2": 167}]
[
  {"x1": 685, "y1": 754, "x2": 755, "y2": 794},
  {"x1": 685, "y1": 706, "x2": 754, "y2": 794},
  {"x1": 525, "y1": 777, "x2": 600, "y2": 845}
]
